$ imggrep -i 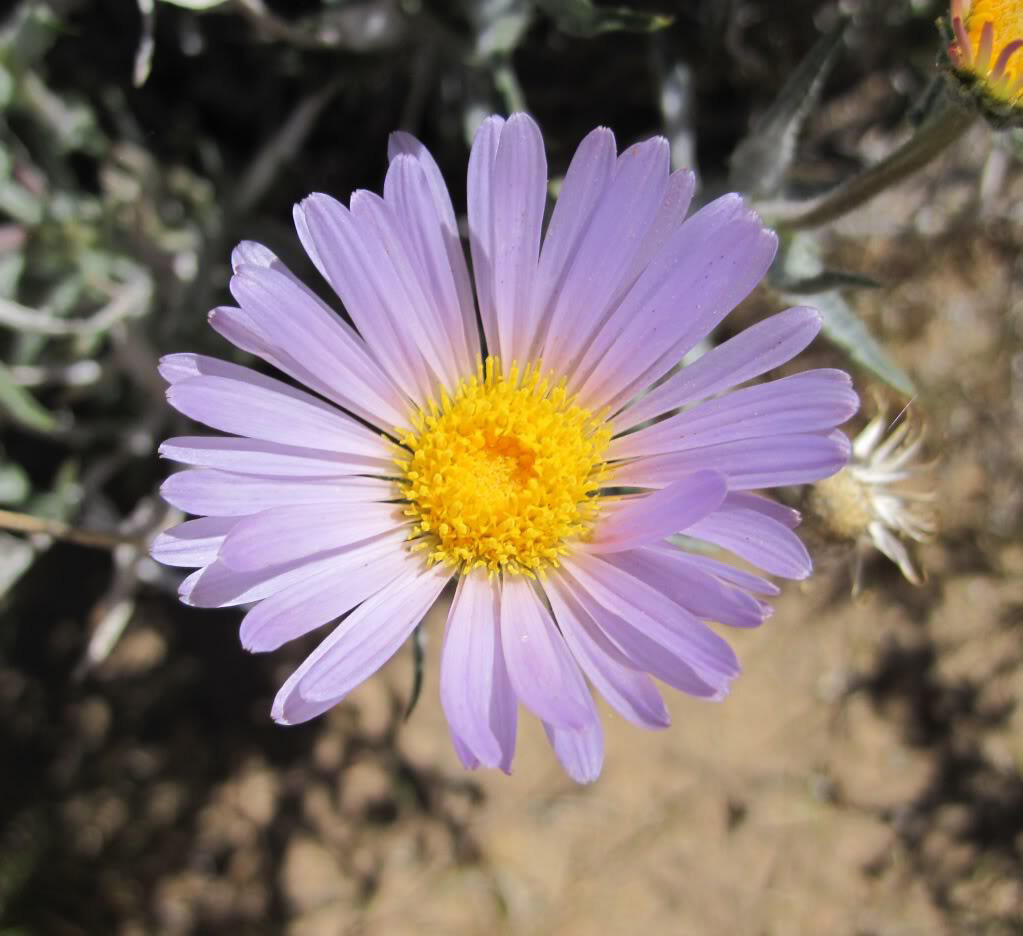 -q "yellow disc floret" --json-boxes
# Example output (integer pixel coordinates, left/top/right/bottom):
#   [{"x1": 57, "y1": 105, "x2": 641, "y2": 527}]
[
  {"x1": 966, "y1": 1, "x2": 1023, "y2": 60},
  {"x1": 948, "y1": 0, "x2": 1023, "y2": 120},
  {"x1": 396, "y1": 357, "x2": 612, "y2": 576}
]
